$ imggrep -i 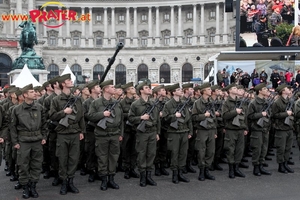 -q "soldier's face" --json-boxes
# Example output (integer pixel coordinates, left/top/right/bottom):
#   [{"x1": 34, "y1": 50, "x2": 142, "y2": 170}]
[
  {"x1": 25, "y1": 89, "x2": 36, "y2": 100},
  {"x1": 142, "y1": 86, "x2": 152, "y2": 95},
  {"x1": 158, "y1": 88, "x2": 166, "y2": 97},
  {"x1": 129, "y1": 86, "x2": 136, "y2": 95},
  {"x1": 64, "y1": 79, "x2": 73, "y2": 88},
  {"x1": 82, "y1": 87, "x2": 90, "y2": 96},
  {"x1": 93, "y1": 85, "x2": 101, "y2": 94},
  {"x1": 174, "y1": 88, "x2": 183, "y2": 97},
  {"x1": 204, "y1": 88, "x2": 212, "y2": 96}
]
